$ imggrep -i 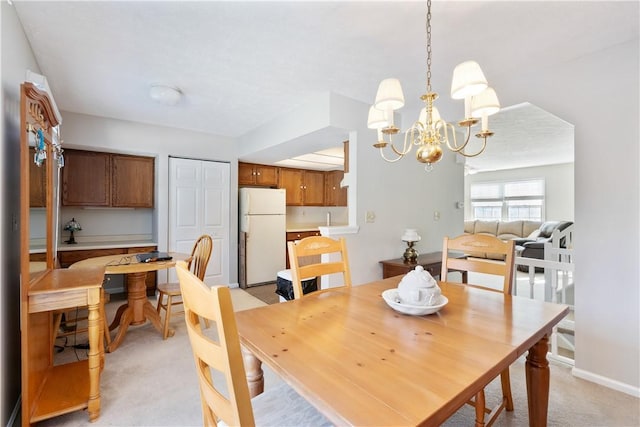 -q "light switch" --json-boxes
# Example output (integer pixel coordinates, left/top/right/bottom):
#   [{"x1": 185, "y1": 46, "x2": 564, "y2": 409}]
[
  {"x1": 365, "y1": 211, "x2": 376, "y2": 223},
  {"x1": 433, "y1": 211, "x2": 440, "y2": 221}
]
